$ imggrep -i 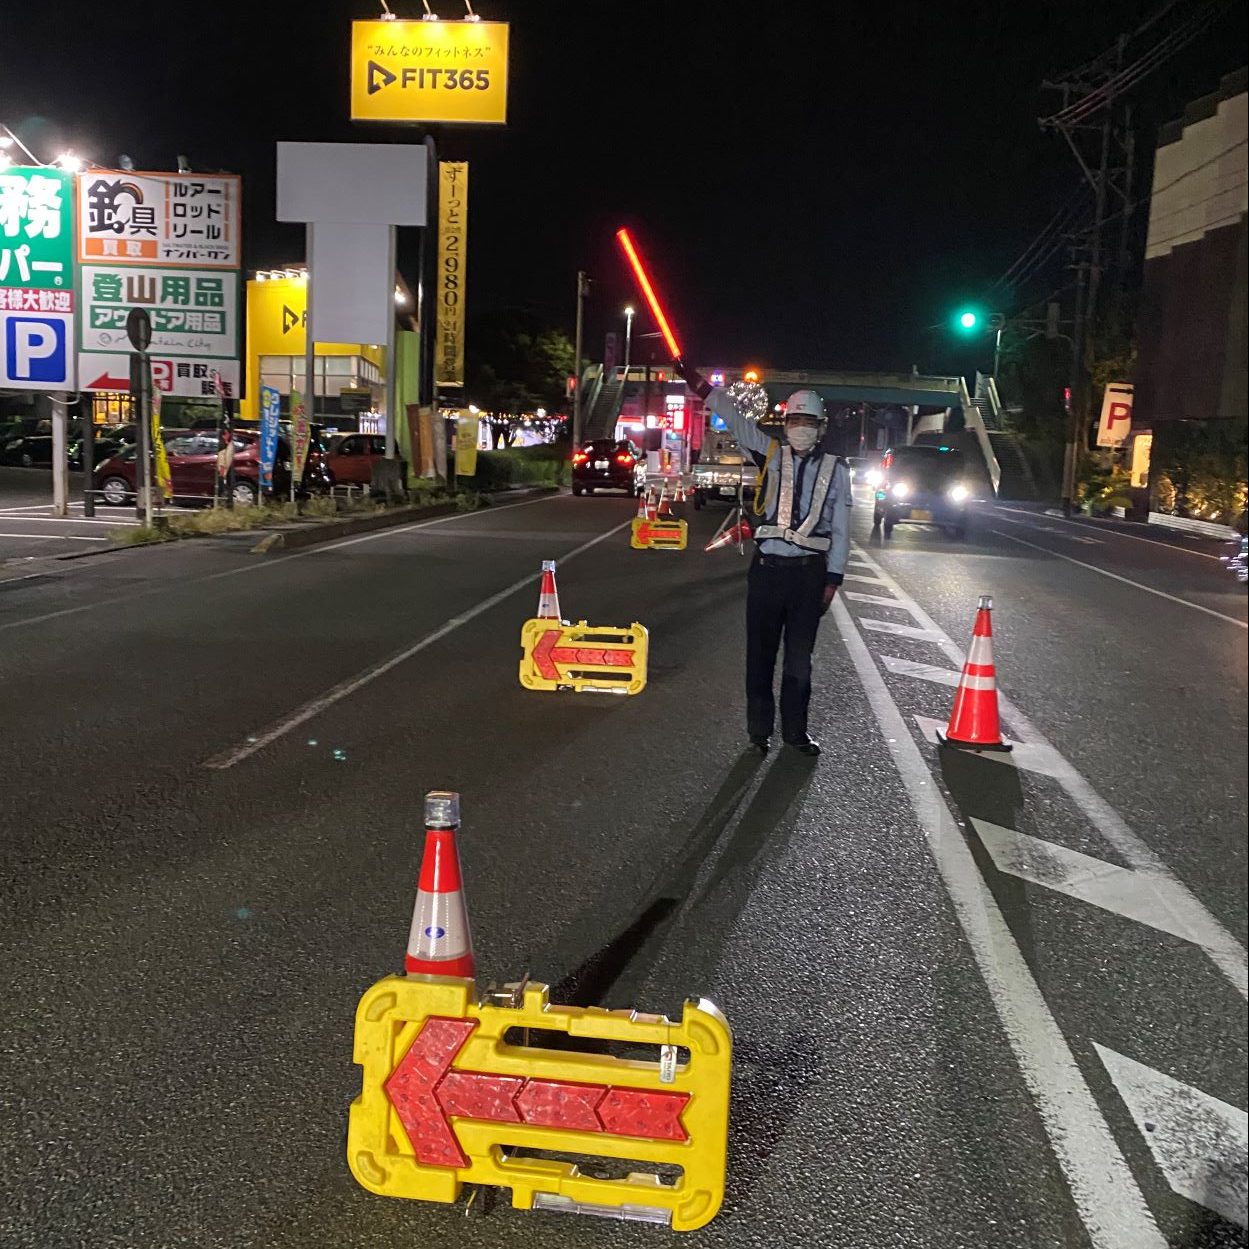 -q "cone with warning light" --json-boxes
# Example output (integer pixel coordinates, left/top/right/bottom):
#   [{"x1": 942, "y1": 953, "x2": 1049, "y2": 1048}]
[
  {"x1": 405, "y1": 791, "x2": 476, "y2": 979},
  {"x1": 536, "y1": 559, "x2": 562, "y2": 621},
  {"x1": 937, "y1": 595, "x2": 1012, "y2": 751}
]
